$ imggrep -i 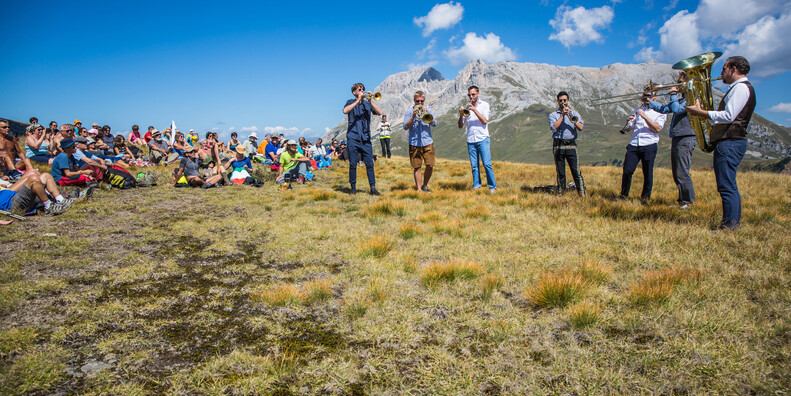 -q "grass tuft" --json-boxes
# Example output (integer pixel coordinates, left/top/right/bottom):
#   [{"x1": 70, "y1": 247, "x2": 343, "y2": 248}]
[
  {"x1": 463, "y1": 205, "x2": 491, "y2": 220},
  {"x1": 344, "y1": 295, "x2": 372, "y2": 319},
  {"x1": 567, "y1": 301, "x2": 601, "y2": 328},
  {"x1": 575, "y1": 260, "x2": 611, "y2": 285},
  {"x1": 481, "y1": 273, "x2": 504, "y2": 298},
  {"x1": 251, "y1": 283, "x2": 302, "y2": 306},
  {"x1": 359, "y1": 235, "x2": 395, "y2": 258},
  {"x1": 438, "y1": 180, "x2": 469, "y2": 191},
  {"x1": 421, "y1": 259, "x2": 484, "y2": 286},
  {"x1": 417, "y1": 211, "x2": 446, "y2": 222},
  {"x1": 364, "y1": 200, "x2": 407, "y2": 217},
  {"x1": 367, "y1": 277, "x2": 388, "y2": 303},
  {"x1": 430, "y1": 219, "x2": 464, "y2": 237},
  {"x1": 303, "y1": 279, "x2": 333, "y2": 304},
  {"x1": 399, "y1": 222, "x2": 423, "y2": 239},
  {"x1": 525, "y1": 271, "x2": 589, "y2": 308},
  {"x1": 309, "y1": 190, "x2": 337, "y2": 201},
  {"x1": 629, "y1": 267, "x2": 702, "y2": 305}
]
